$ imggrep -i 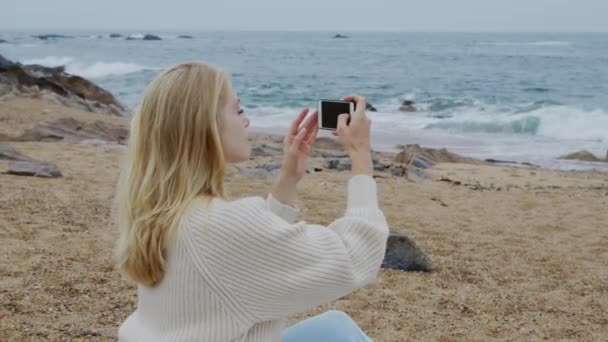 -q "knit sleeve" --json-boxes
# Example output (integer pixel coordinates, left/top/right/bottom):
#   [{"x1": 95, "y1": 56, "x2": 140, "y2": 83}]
[
  {"x1": 183, "y1": 175, "x2": 389, "y2": 322},
  {"x1": 265, "y1": 194, "x2": 299, "y2": 223}
]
